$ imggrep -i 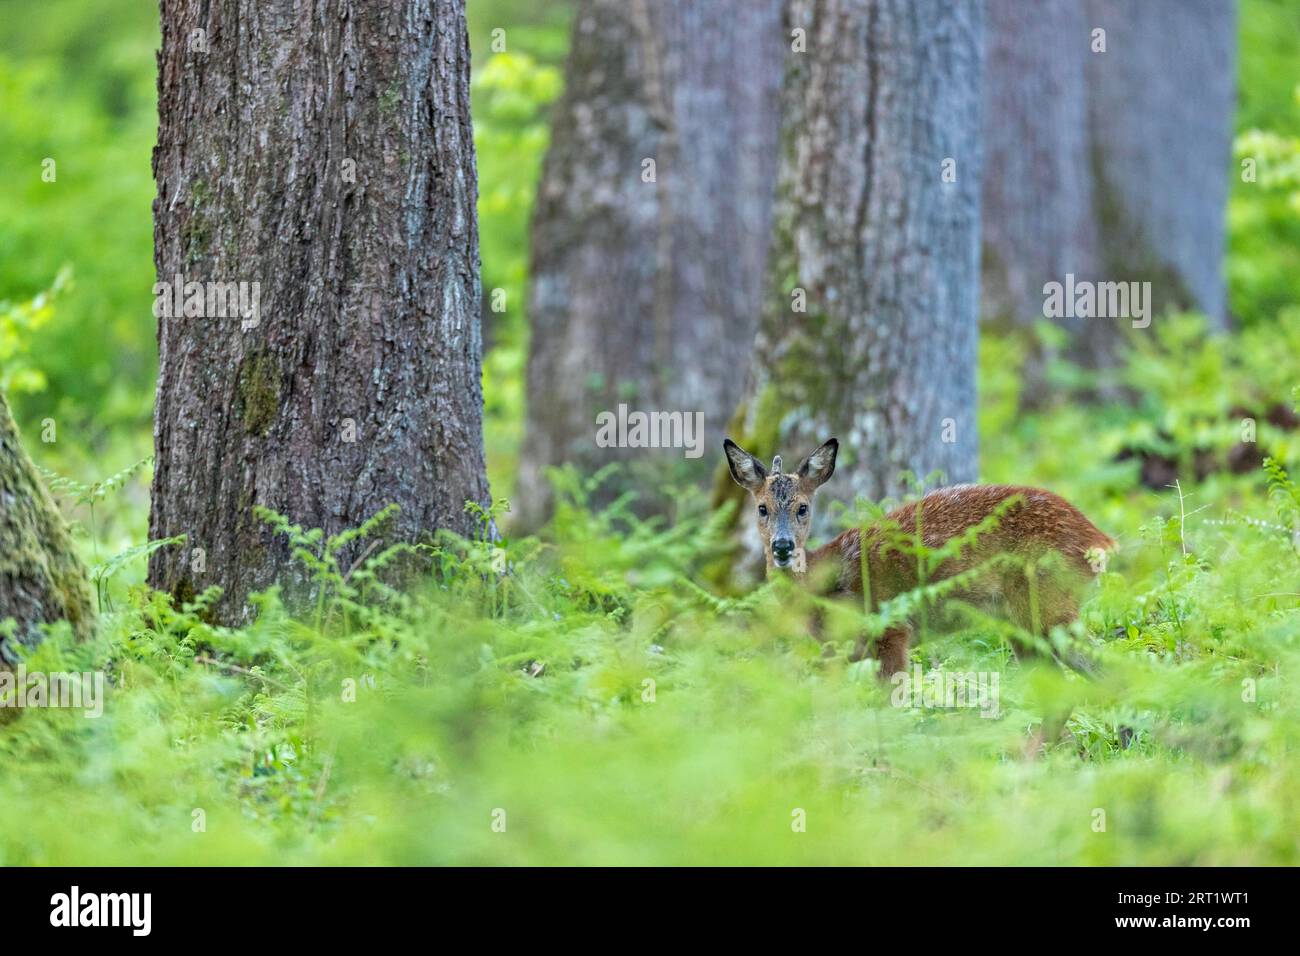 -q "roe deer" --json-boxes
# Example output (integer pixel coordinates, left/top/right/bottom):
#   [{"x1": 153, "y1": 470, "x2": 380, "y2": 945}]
[{"x1": 723, "y1": 437, "x2": 1116, "y2": 676}]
